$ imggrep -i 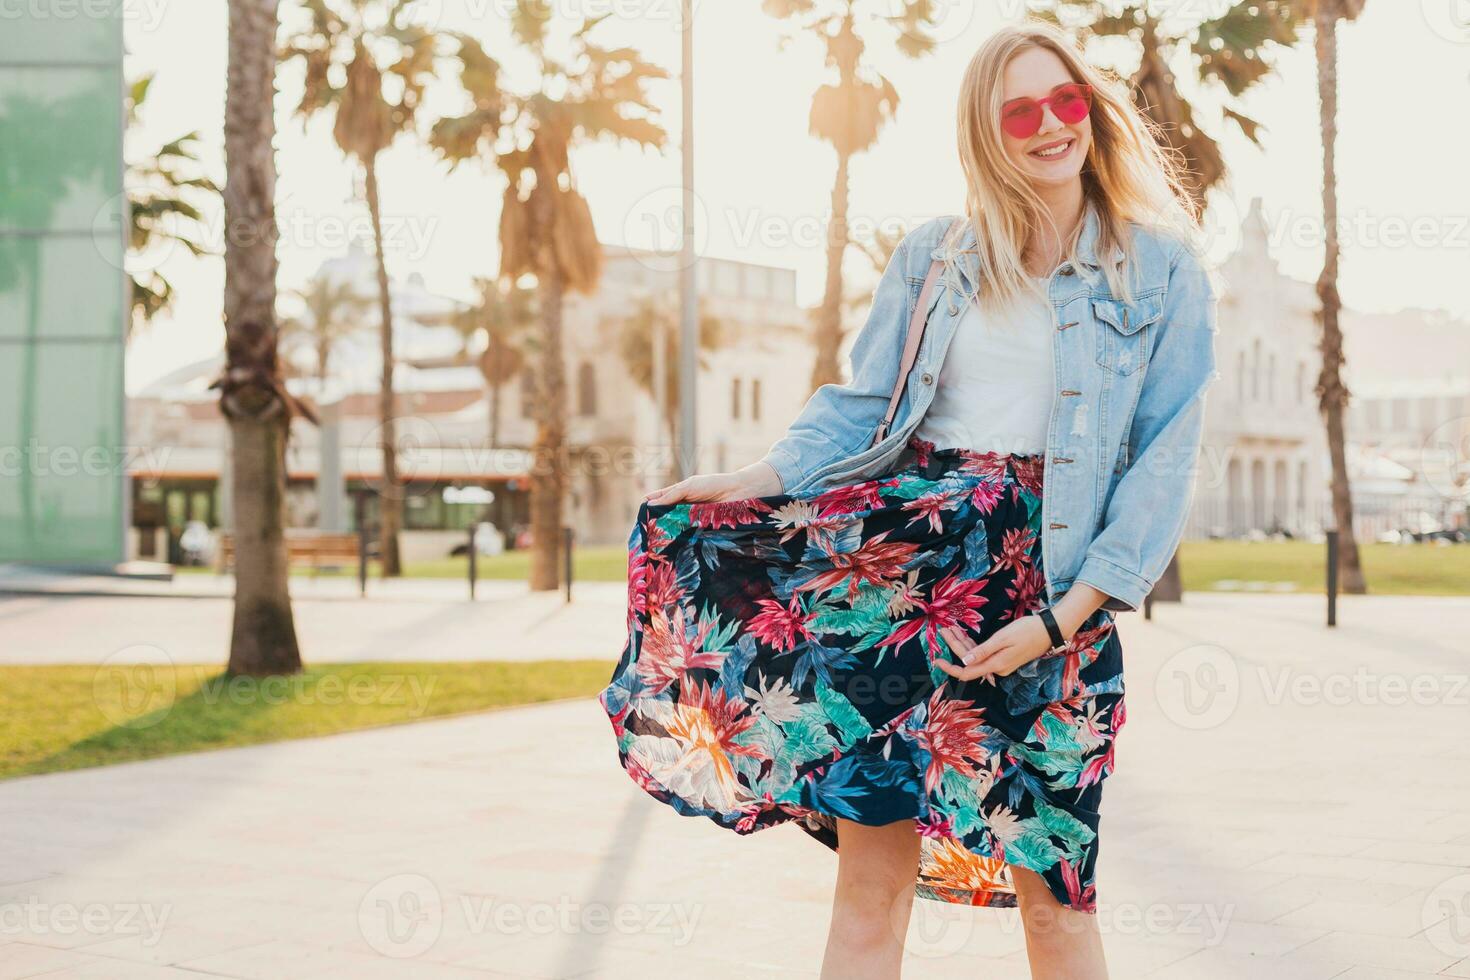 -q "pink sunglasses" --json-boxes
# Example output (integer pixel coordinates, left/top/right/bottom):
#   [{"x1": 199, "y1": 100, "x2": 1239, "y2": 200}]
[{"x1": 1000, "y1": 82, "x2": 1093, "y2": 139}]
